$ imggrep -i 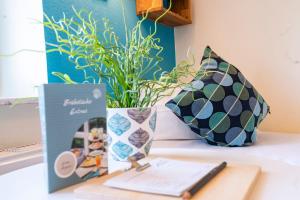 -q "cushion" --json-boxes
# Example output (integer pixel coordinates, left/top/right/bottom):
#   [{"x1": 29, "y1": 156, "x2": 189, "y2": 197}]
[{"x1": 165, "y1": 46, "x2": 270, "y2": 147}]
